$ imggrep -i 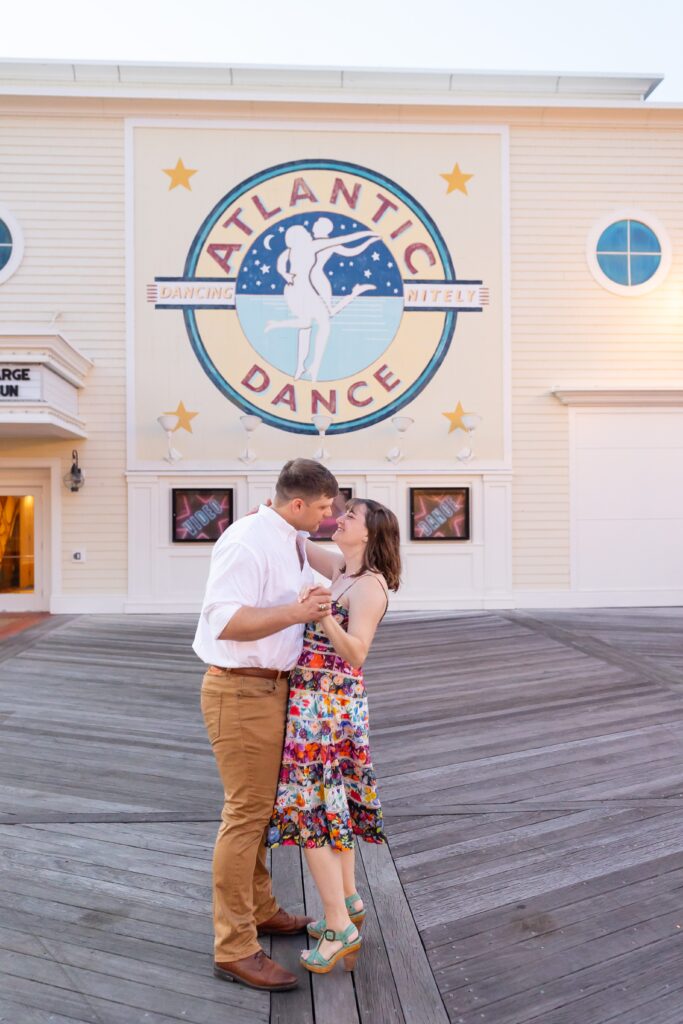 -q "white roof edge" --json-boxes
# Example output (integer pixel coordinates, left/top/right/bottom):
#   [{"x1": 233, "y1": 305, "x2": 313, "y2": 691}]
[{"x1": 0, "y1": 58, "x2": 666, "y2": 105}]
